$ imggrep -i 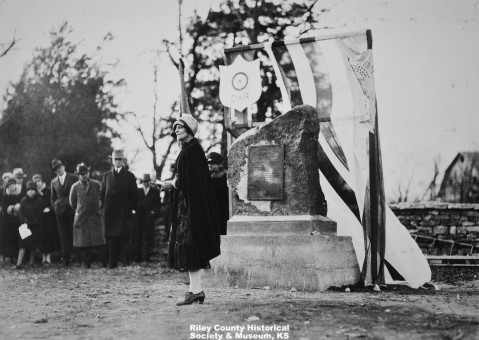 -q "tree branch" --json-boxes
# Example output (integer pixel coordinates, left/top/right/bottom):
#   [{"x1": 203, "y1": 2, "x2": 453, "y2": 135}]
[
  {"x1": 0, "y1": 33, "x2": 17, "y2": 58},
  {"x1": 163, "y1": 39, "x2": 180, "y2": 70},
  {"x1": 124, "y1": 111, "x2": 153, "y2": 150},
  {"x1": 186, "y1": 24, "x2": 203, "y2": 100}
]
